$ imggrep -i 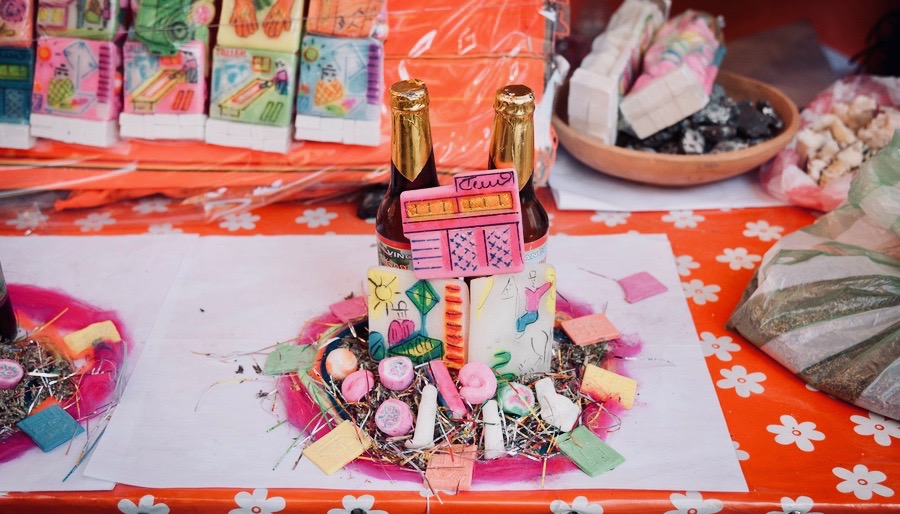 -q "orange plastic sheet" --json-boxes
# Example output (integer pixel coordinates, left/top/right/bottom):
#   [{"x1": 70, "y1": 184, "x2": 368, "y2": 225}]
[
  {"x1": 0, "y1": 0, "x2": 564, "y2": 217},
  {"x1": 0, "y1": 193, "x2": 897, "y2": 513}
]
